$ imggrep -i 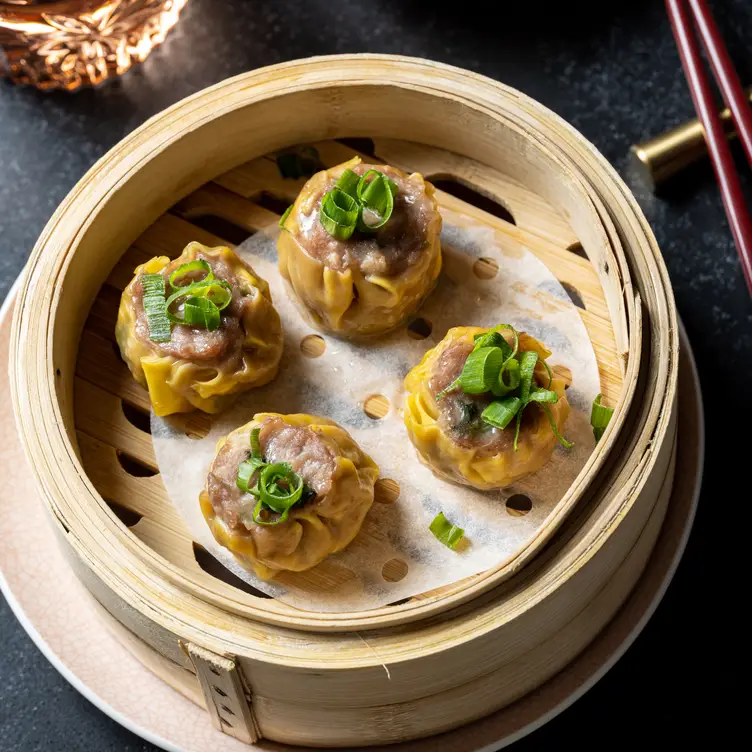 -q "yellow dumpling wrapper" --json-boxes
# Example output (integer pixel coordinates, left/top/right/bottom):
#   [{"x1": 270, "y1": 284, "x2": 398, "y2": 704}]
[
  {"x1": 201, "y1": 413, "x2": 379, "y2": 580},
  {"x1": 277, "y1": 157, "x2": 442, "y2": 337},
  {"x1": 404, "y1": 327, "x2": 570, "y2": 490},
  {"x1": 116, "y1": 242, "x2": 283, "y2": 416}
]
